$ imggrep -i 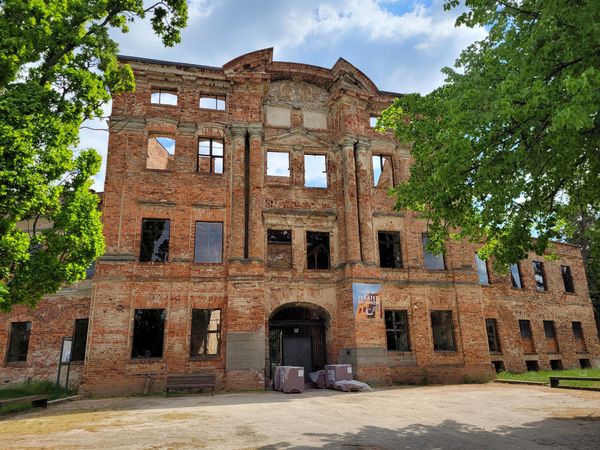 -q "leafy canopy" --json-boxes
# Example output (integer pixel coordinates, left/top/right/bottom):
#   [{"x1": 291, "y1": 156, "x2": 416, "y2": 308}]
[
  {"x1": 0, "y1": 0, "x2": 188, "y2": 310},
  {"x1": 379, "y1": 0, "x2": 600, "y2": 268}
]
